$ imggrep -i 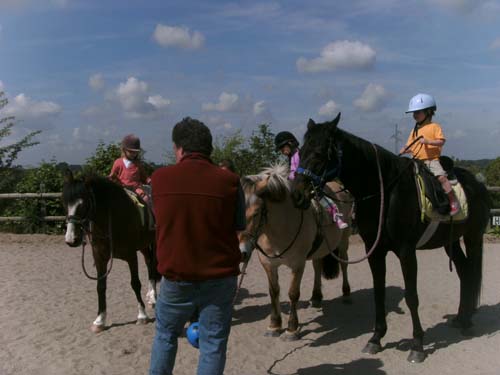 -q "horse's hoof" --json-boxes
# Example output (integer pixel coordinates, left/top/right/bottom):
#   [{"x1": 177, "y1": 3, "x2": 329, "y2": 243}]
[
  {"x1": 407, "y1": 350, "x2": 426, "y2": 363},
  {"x1": 449, "y1": 316, "x2": 472, "y2": 332},
  {"x1": 90, "y1": 324, "x2": 105, "y2": 333},
  {"x1": 310, "y1": 299, "x2": 322, "y2": 309},
  {"x1": 362, "y1": 342, "x2": 382, "y2": 355},
  {"x1": 265, "y1": 329, "x2": 281, "y2": 337},
  {"x1": 136, "y1": 318, "x2": 148, "y2": 325},
  {"x1": 281, "y1": 330, "x2": 300, "y2": 341},
  {"x1": 460, "y1": 326, "x2": 475, "y2": 337}
]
